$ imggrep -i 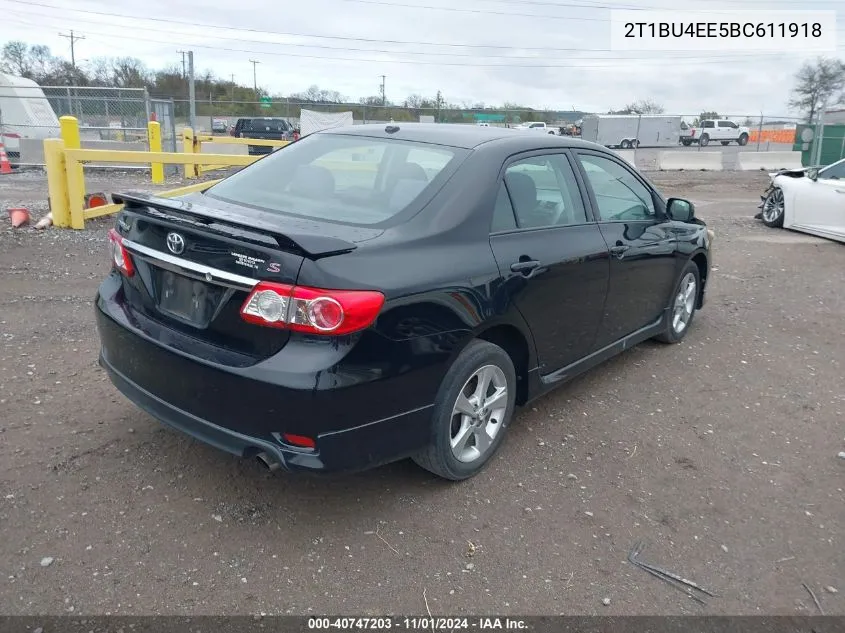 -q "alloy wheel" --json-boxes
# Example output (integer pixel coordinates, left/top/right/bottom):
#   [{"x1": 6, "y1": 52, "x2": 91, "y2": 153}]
[
  {"x1": 762, "y1": 188, "x2": 784, "y2": 224},
  {"x1": 450, "y1": 365, "x2": 508, "y2": 463},
  {"x1": 672, "y1": 272, "x2": 697, "y2": 334}
]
